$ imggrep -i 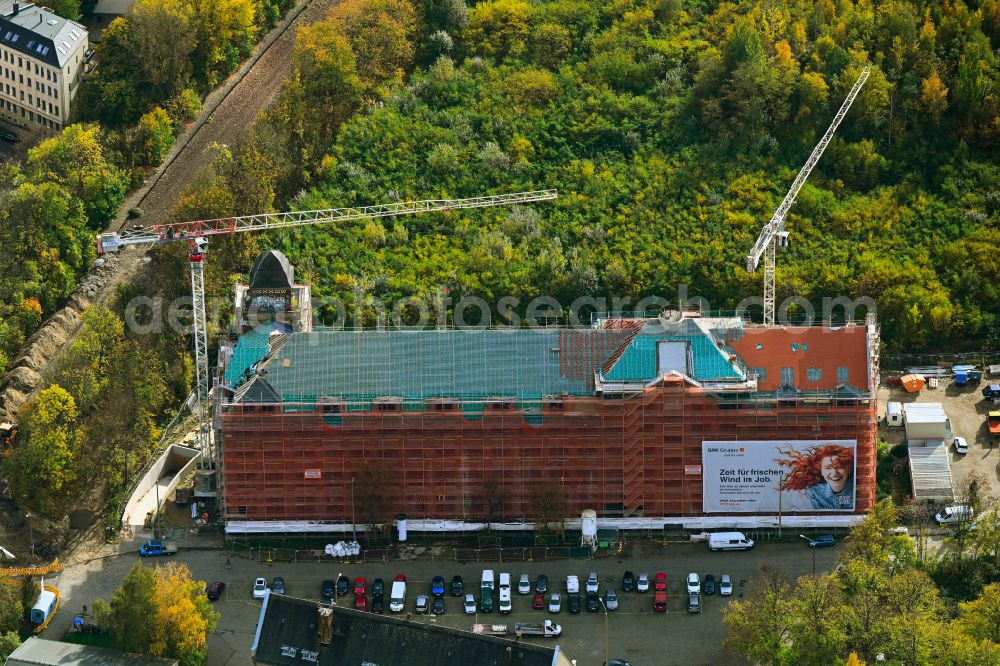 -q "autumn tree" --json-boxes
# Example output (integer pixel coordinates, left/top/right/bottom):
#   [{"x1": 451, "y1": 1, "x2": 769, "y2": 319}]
[
  {"x1": 129, "y1": 0, "x2": 197, "y2": 101},
  {"x1": 354, "y1": 462, "x2": 400, "y2": 535},
  {"x1": 722, "y1": 563, "x2": 794, "y2": 665},
  {"x1": 4, "y1": 385, "x2": 82, "y2": 513},
  {"x1": 136, "y1": 107, "x2": 176, "y2": 166},
  {"x1": 529, "y1": 483, "x2": 568, "y2": 536},
  {"x1": 327, "y1": 0, "x2": 417, "y2": 91}
]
